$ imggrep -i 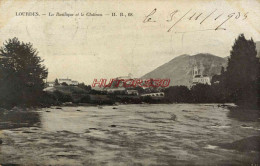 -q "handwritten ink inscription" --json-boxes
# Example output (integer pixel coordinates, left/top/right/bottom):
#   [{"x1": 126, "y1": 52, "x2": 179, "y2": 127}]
[{"x1": 143, "y1": 8, "x2": 249, "y2": 33}]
